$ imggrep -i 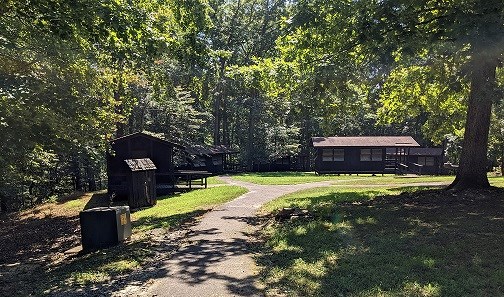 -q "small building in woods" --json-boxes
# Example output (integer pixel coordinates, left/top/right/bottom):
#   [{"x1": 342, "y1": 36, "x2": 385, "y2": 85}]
[
  {"x1": 107, "y1": 132, "x2": 184, "y2": 199},
  {"x1": 124, "y1": 158, "x2": 157, "y2": 209},
  {"x1": 181, "y1": 145, "x2": 238, "y2": 174},
  {"x1": 311, "y1": 136, "x2": 421, "y2": 174}
]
